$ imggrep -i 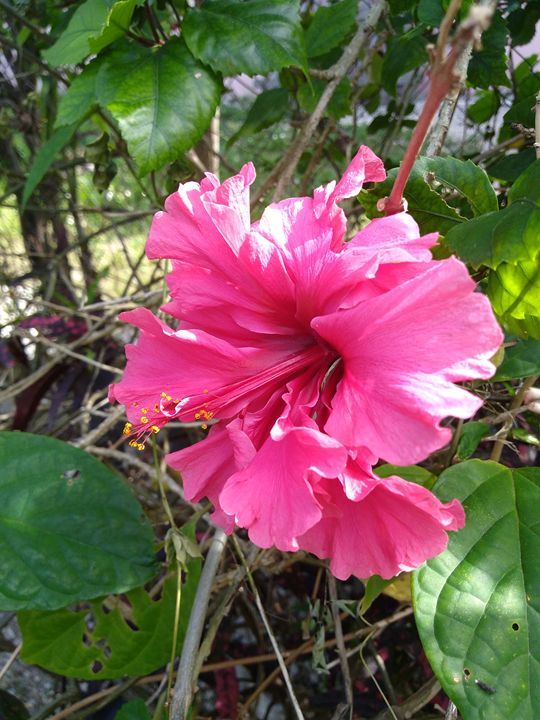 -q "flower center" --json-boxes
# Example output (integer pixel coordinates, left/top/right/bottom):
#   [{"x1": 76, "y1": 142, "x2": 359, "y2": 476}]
[{"x1": 124, "y1": 343, "x2": 331, "y2": 448}]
